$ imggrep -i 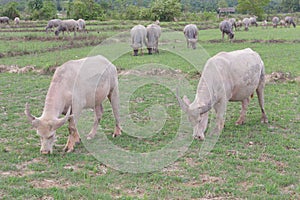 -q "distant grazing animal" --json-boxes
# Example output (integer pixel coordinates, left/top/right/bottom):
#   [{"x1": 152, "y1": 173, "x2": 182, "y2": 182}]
[
  {"x1": 146, "y1": 23, "x2": 161, "y2": 54},
  {"x1": 250, "y1": 16, "x2": 258, "y2": 27},
  {"x1": 279, "y1": 19, "x2": 286, "y2": 28},
  {"x1": 0, "y1": 16, "x2": 9, "y2": 24},
  {"x1": 14, "y1": 17, "x2": 20, "y2": 25},
  {"x1": 183, "y1": 24, "x2": 198, "y2": 49},
  {"x1": 130, "y1": 24, "x2": 147, "y2": 56},
  {"x1": 261, "y1": 20, "x2": 268, "y2": 29},
  {"x1": 228, "y1": 18, "x2": 237, "y2": 30},
  {"x1": 243, "y1": 18, "x2": 250, "y2": 31},
  {"x1": 176, "y1": 48, "x2": 268, "y2": 140},
  {"x1": 45, "y1": 19, "x2": 62, "y2": 33},
  {"x1": 219, "y1": 20, "x2": 234, "y2": 40},
  {"x1": 285, "y1": 16, "x2": 296, "y2": 28},
  {"x1": 236, "y1": 20, "x2": 242, "y2": 30},
  {"x1": 272, "y1": 17, "x2": 279, "y2": 28},
  {"x1": 77, "y1": 18, "x2": 86, "y2": 33},
  {"x1": 25, "y1": 55, "x2": 121, "y2": 154},
  {"x1": 55, "y1": 19, "x2": 79, "y2": 36}
]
